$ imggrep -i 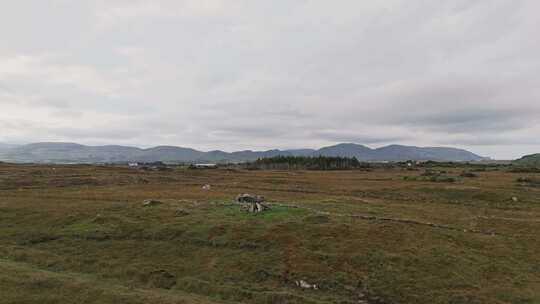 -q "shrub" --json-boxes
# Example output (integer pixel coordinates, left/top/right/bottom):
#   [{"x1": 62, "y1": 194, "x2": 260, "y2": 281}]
[
  {"x1": 460, "y1": 171, "x2": 478, "y2": 178},
  {"x1": 430, "y1": 176, "x2": 457, "y2": 183},
  {"x1": 516, "y1": 177, "x2": 540, "y2": 185},
  {"x1": 510, "y1": 167, "x2": 540, "y2": 173}
]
